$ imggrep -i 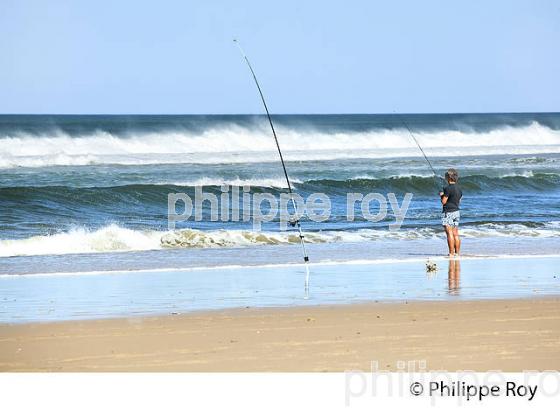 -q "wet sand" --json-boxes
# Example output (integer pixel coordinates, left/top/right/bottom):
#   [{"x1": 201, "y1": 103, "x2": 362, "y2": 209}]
[{"x1": 1, "y1": 297, "x2": 559, "y2": 372}]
